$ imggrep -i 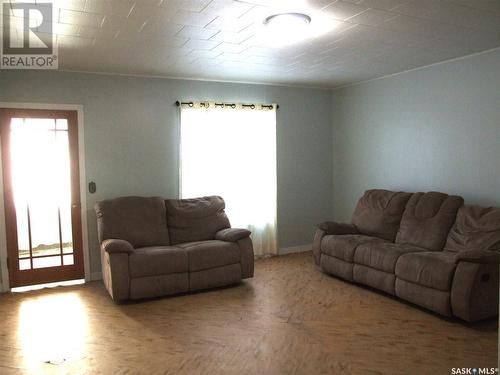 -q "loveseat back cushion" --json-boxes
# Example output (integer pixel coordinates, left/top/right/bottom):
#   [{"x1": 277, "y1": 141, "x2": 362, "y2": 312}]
[
  {"x1": 351, "y1": 189, "x2": 412, "y2": 241},
  {"x1": 166, "y1": 196, "x2": 231, "y2": 245},
  {"x1": 95, "y1": 196, "x2": 170, "y2": 248},
  {"x1": 395, "y1": 192, "x2": 463, "y2": 251},
  {"x1": 444, "y1": 205, "x2": 500, "y2": 253}
]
